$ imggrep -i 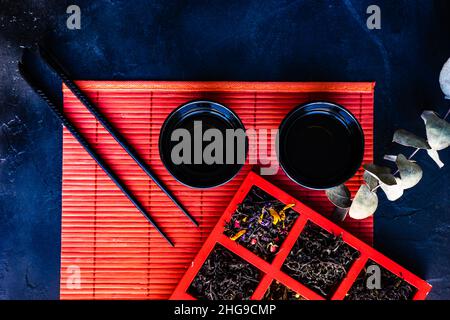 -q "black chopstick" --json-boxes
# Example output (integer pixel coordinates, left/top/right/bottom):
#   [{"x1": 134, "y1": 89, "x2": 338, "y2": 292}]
[
  {"x1": 19, "y1": 61, "x2": 175, "y2": 247},
  {"x1": 37, "y1": 45, "x2": 199, "y2": 227}
]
